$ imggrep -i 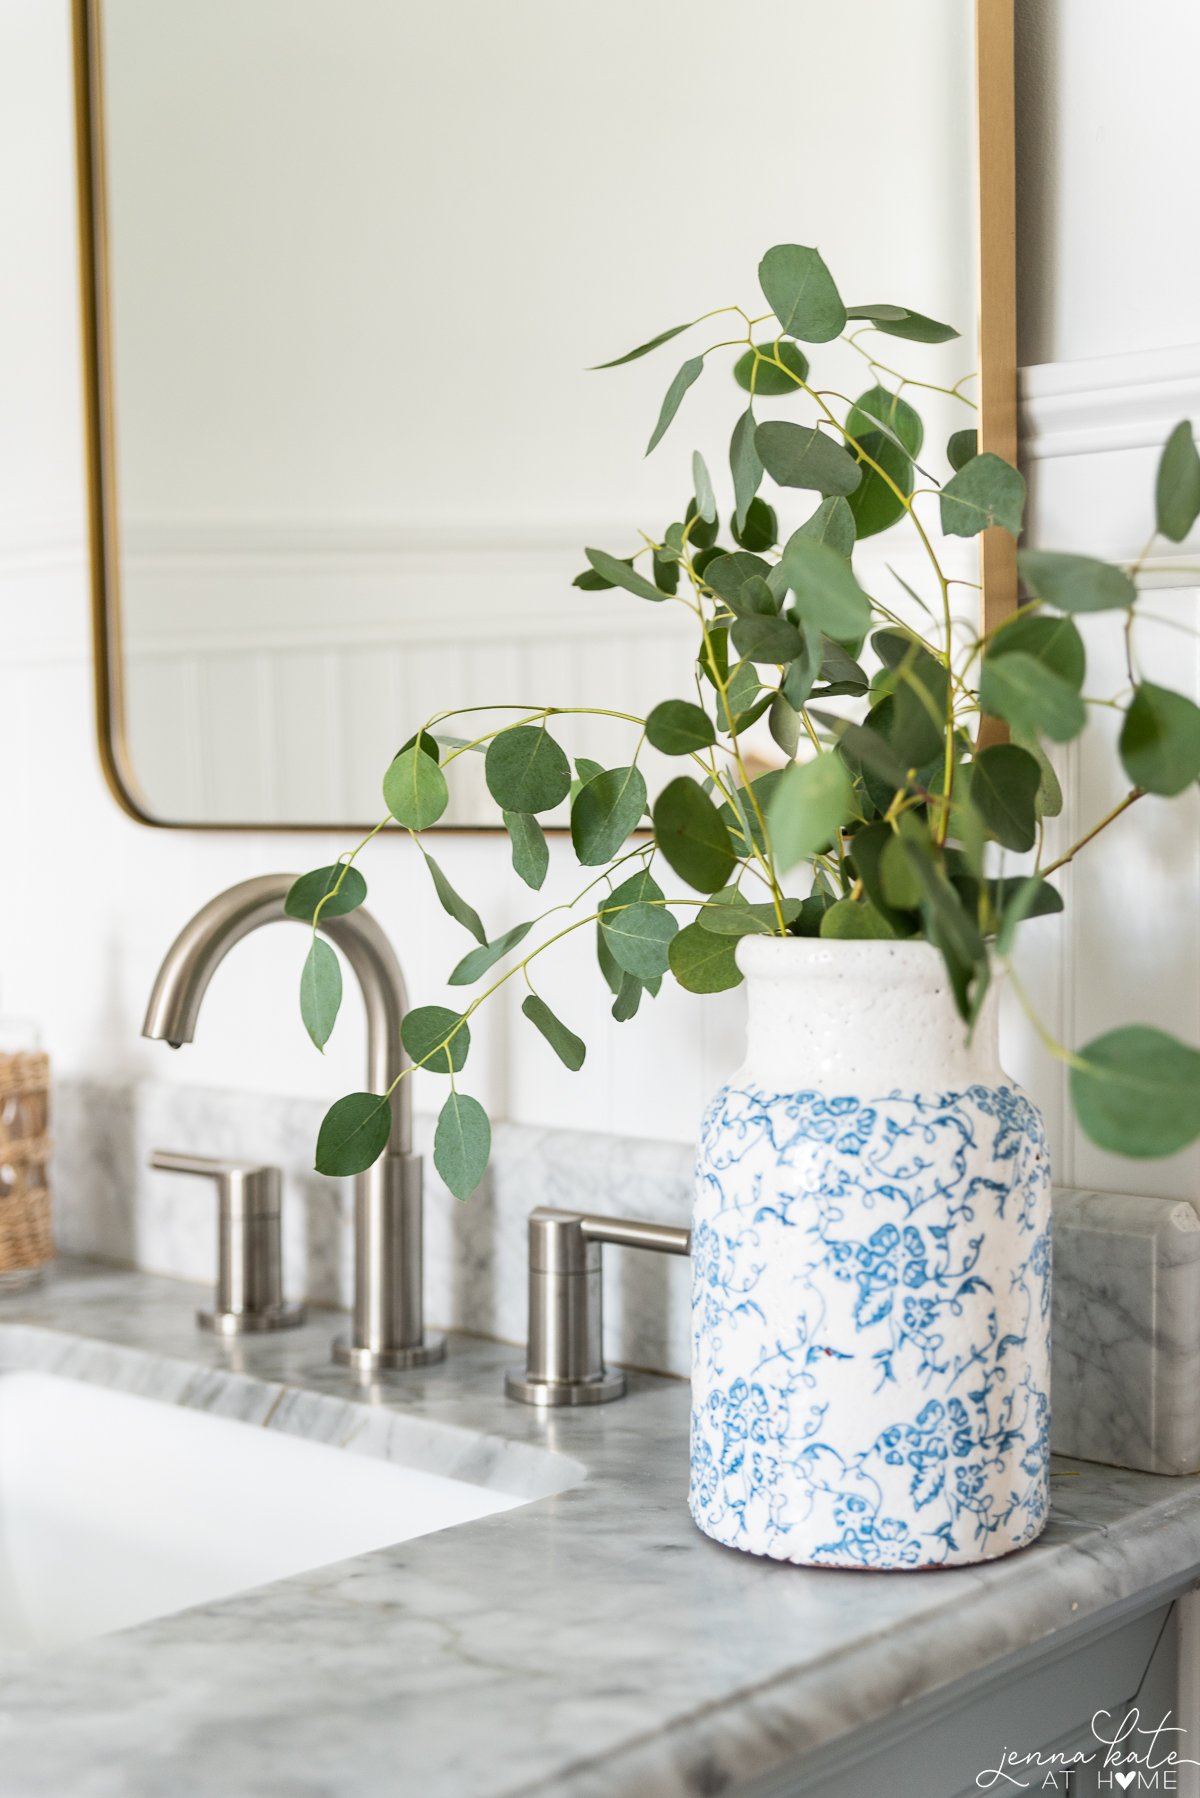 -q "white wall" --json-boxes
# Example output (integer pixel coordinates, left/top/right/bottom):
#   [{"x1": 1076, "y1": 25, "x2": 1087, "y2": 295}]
[
  {"x1": 1015, "y1": 0, "x2": 1200, "y2": 366},
  {"x1": 0, "y1": 0, "x2": 1197, "y2": 1205}
]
